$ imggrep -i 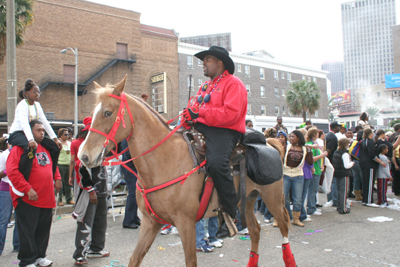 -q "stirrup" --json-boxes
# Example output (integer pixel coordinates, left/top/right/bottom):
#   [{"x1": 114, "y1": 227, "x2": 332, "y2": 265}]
[{"x1": 222, "y1": 212, "x2": 238, "y2": 237}]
